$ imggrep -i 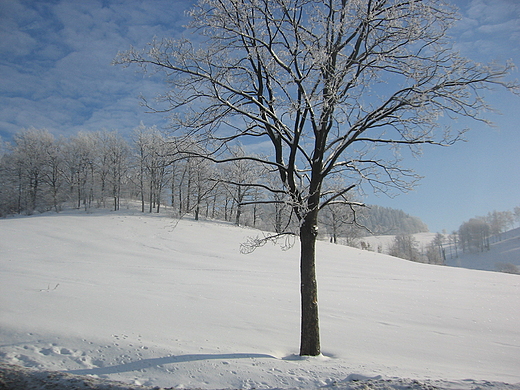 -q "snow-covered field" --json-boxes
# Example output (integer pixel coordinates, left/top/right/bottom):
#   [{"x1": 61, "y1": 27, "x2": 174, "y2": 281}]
[{"x1": 1, "y1": 209, "x2": 519, "y2": 389}]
